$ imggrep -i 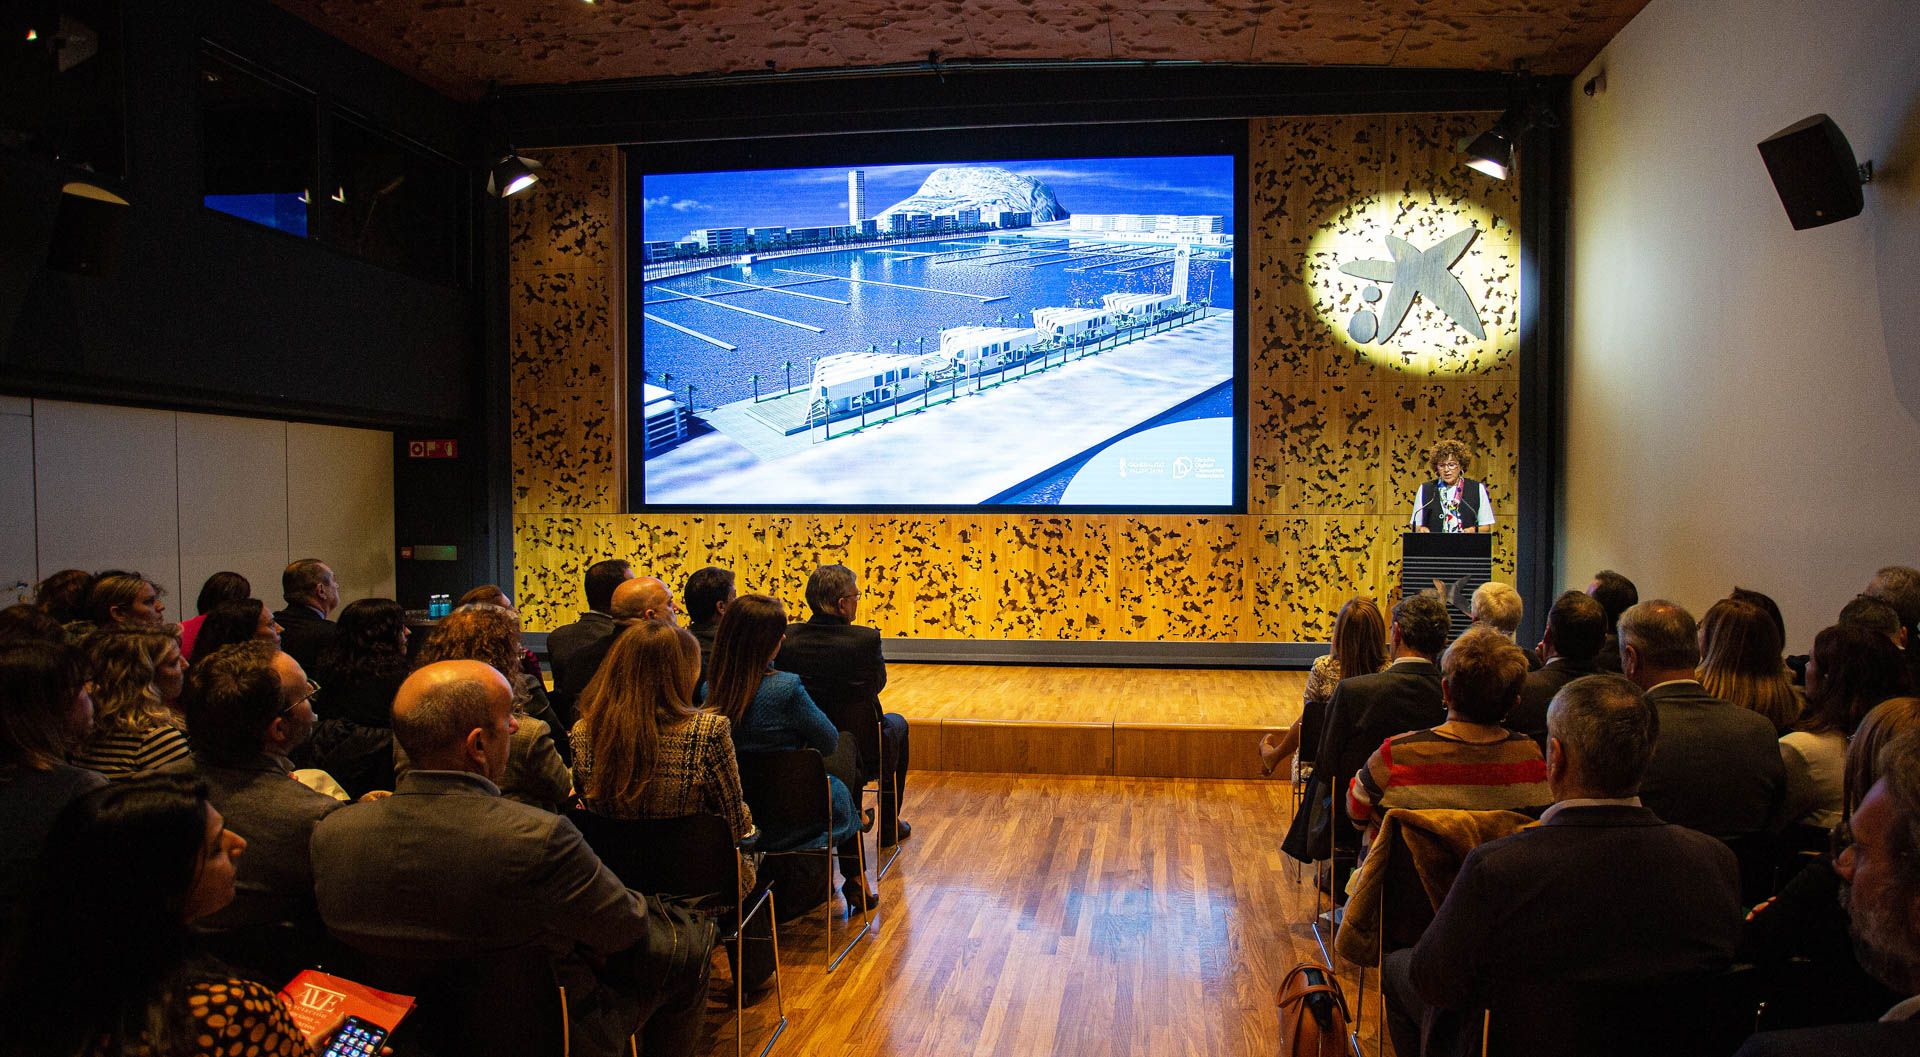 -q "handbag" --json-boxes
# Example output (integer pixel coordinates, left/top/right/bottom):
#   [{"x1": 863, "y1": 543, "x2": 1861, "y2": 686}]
[{"x1": 1276, "y1": 961, "x2": 1351, "y2": 1057}]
